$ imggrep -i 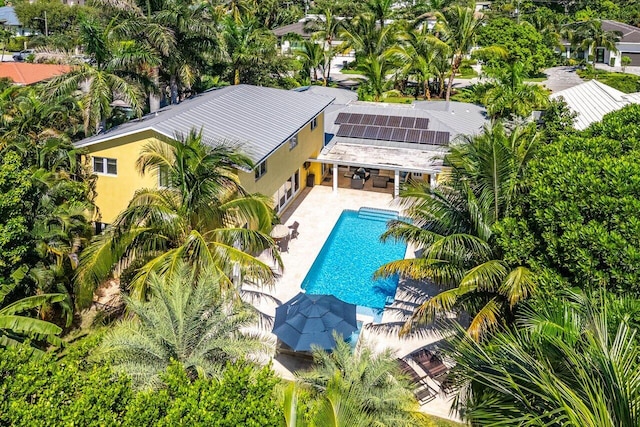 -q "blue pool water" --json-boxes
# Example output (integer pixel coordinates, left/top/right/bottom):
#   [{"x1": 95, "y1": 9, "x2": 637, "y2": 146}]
[{"x1": 301, "y1": 208, "x2": 407, "y2": 310}]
